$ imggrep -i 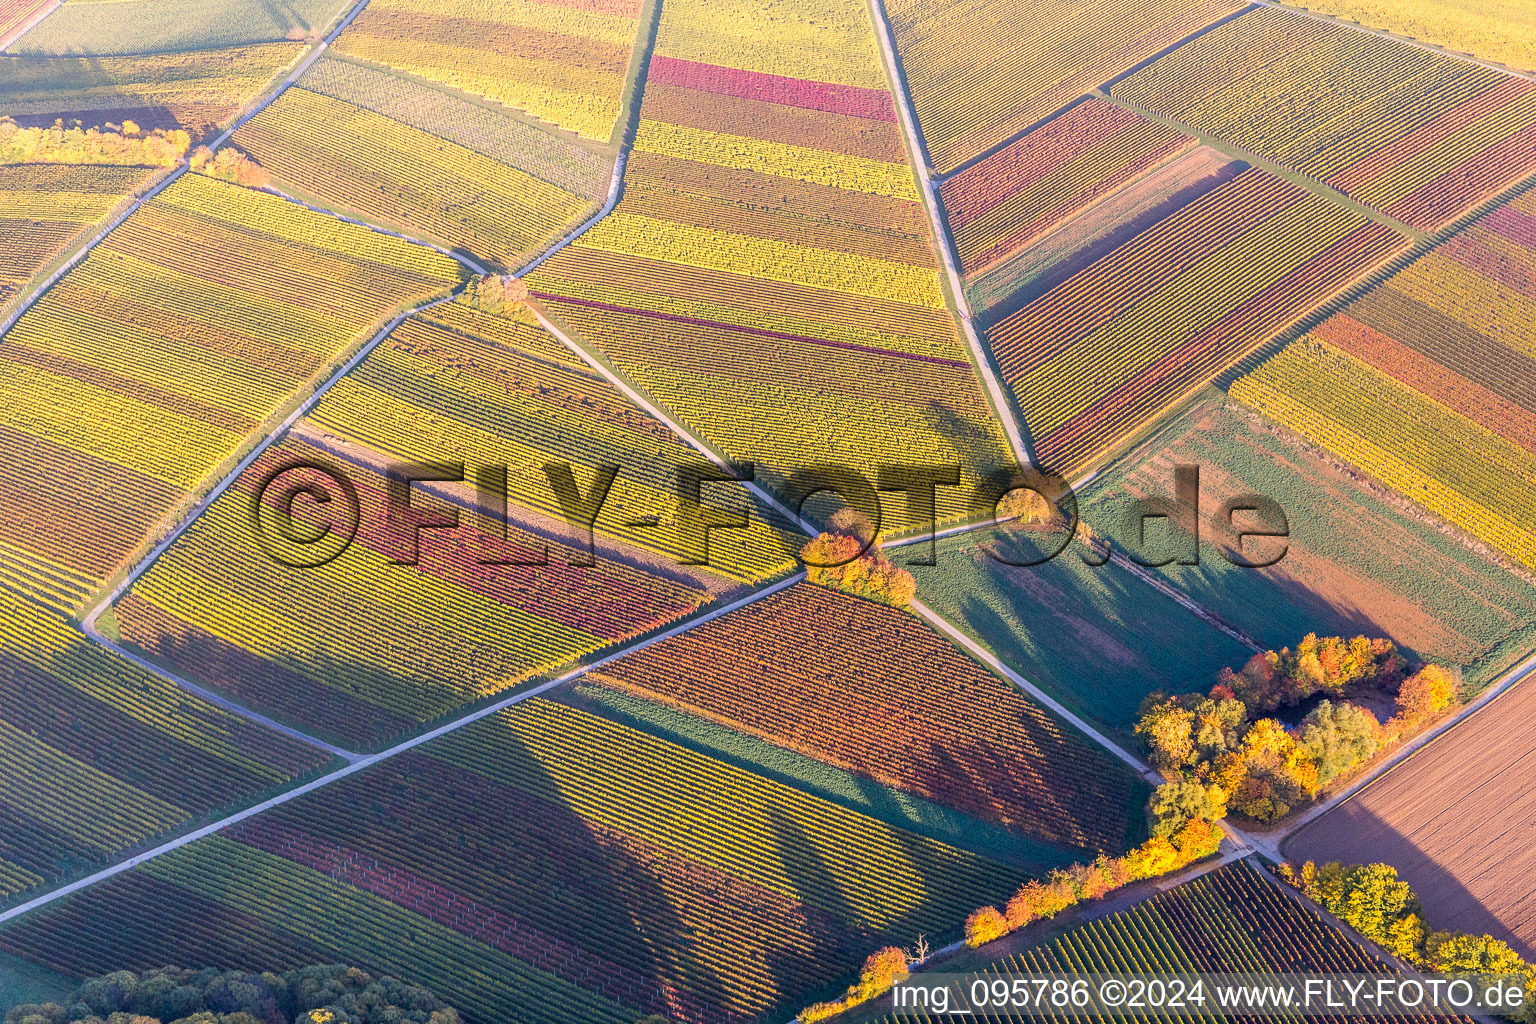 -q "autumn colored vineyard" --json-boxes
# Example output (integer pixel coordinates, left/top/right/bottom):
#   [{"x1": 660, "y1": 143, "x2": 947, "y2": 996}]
[
  {"x1": 115, "y1": 297, "x2": 794, "y2": 748},
  {"x1": 988, "y1": 167, "x2": 1406, "y2": 477},
  {"x1": 300, "y1": 57, "x2": 613, "y2": 201},
  {"x1": 331, "y1": 0, "x2": 642, "y2": 141},
  {"x1": 873, "y1": 861, "x2": 1461, "y2": 1024},
  {"x1": 233, "y1": 87, "x2": 596, "y2": 268},
  {"x1": 0, "y1": 699, "x2": 1026, "y2": 1023},
  {"x1": 0, "y1": 165, "x2": 155, "y2": 309},
  {"x1": 884, "y1": 0, "x2": 1243, "y2": 175},
  {"x1": 589, "y1": 581, "x2": 1147, "y2": 852},
  {"x1": 0, "y1": 589, "x2": 329, "y2": 902},
  {"x1": 1232, "y1": 186, "x2": 1536, "y2": 571},
  {"x1": 1114, "y1": 5, "x2": 1536, "y2": 230},
  {"x1": 940, "y1": 99, "x2": 1194, "y2": 278},
  {"x1": 0, "y1": 0, "x2": 52, "y2": 43},
  {"x1": 0, "y1": 44, "x2": 306, "y2": 139},
  {"x1": 0, "y1": 173, "x2": 461, "y2": 614},
  {"x1": 526, "y1": 0, "x2": 1016, "y2": 525}
]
